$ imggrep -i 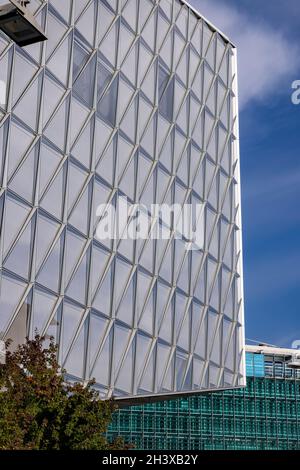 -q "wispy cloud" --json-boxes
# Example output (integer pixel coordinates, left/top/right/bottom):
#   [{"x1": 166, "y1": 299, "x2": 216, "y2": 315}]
[
  {"x1": 274, "y1": 332, "x2": 300, "y2": 349},
  {"x1": 191, "y1": 0, "x2": 300, "y2": 108},
  {"x1": 245, "y1": 250, "x2": 300, "y2": 300},
  {"x1": 242, "y1": 166, "x2": 300, "y2": 237},
  {"x1": 243, "y1": 169, "x2": 300, "y2": 201}
]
